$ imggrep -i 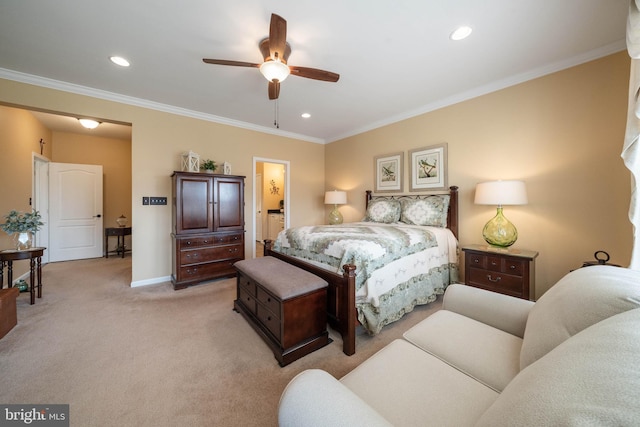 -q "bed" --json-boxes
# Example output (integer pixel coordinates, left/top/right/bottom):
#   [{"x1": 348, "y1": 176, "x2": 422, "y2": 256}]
[{"x1": 264, "y1": 186, "x2": 459, "y2": 356}]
